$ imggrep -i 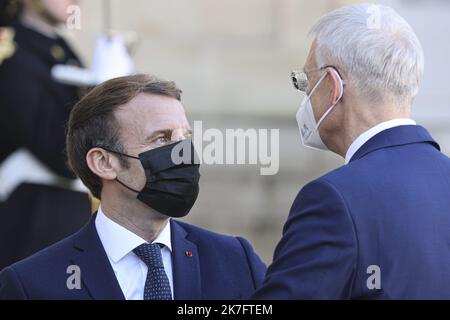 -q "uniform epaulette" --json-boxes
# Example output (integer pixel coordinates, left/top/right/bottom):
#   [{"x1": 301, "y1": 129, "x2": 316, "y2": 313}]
[{"x1": 0, "y1": 27, "x2": 16, "y2": 64}]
